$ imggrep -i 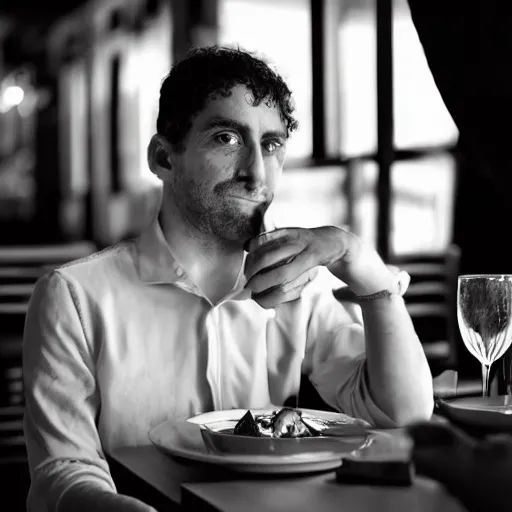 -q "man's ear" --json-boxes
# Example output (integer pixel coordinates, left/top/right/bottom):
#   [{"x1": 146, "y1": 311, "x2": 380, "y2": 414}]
[{"x1": 147, "y1": 134, "x2": 173, "y2": 181}]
